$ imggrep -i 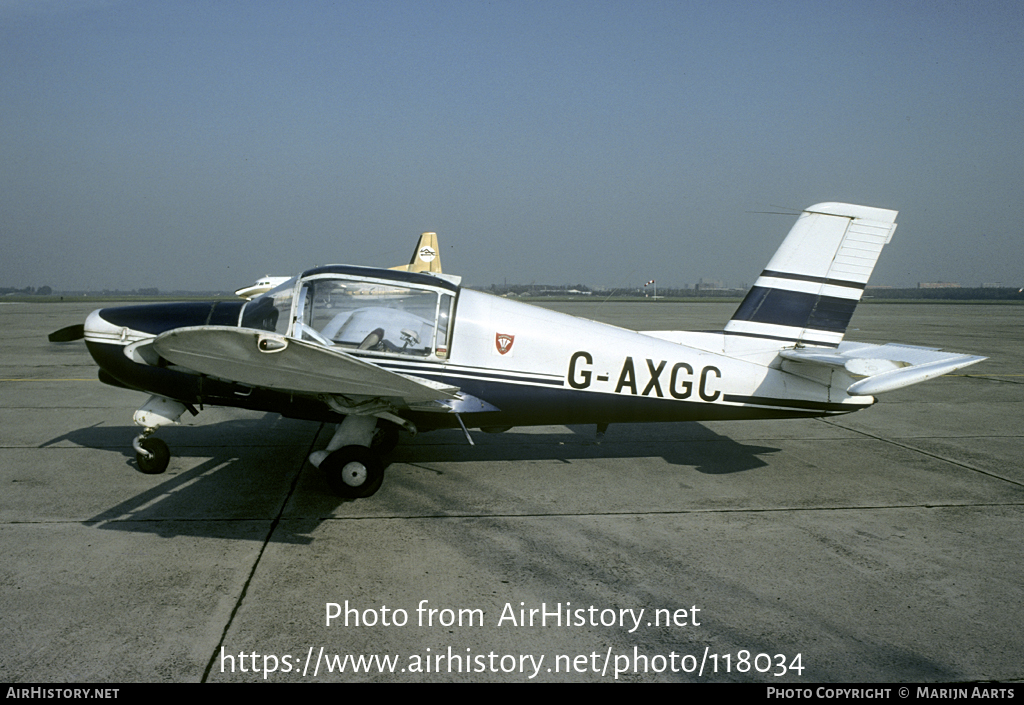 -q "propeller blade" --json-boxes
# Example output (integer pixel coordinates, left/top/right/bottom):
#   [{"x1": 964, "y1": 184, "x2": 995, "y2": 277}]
[{"x1": 48, "y1": 324, "x2": 85, "y2": 342}]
